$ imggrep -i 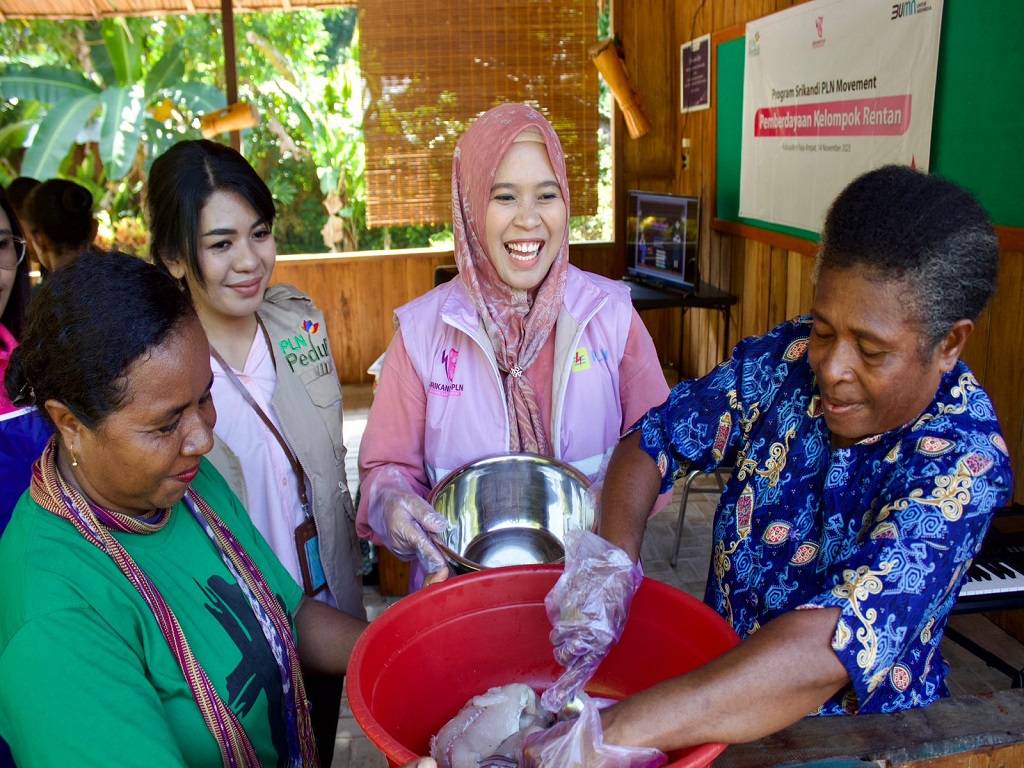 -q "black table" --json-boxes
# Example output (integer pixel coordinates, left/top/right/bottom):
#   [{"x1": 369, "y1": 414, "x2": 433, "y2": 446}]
[{"x1": 624, "y1": 278, "x2": 738, "y2": 372}]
